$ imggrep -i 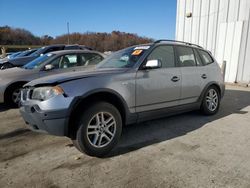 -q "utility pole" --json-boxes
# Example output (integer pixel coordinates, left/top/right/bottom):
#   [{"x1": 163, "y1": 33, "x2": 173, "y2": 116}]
[{"x1": 67, "y1": 22, "x2": 70, "y2": 44}]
